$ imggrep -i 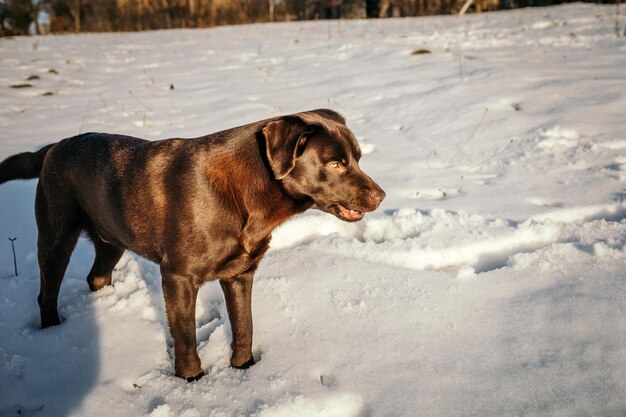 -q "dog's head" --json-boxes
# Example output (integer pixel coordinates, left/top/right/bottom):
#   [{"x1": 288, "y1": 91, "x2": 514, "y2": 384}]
[{"x1": 263, "y1": 109, "x2": 385, "y2": 222}]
